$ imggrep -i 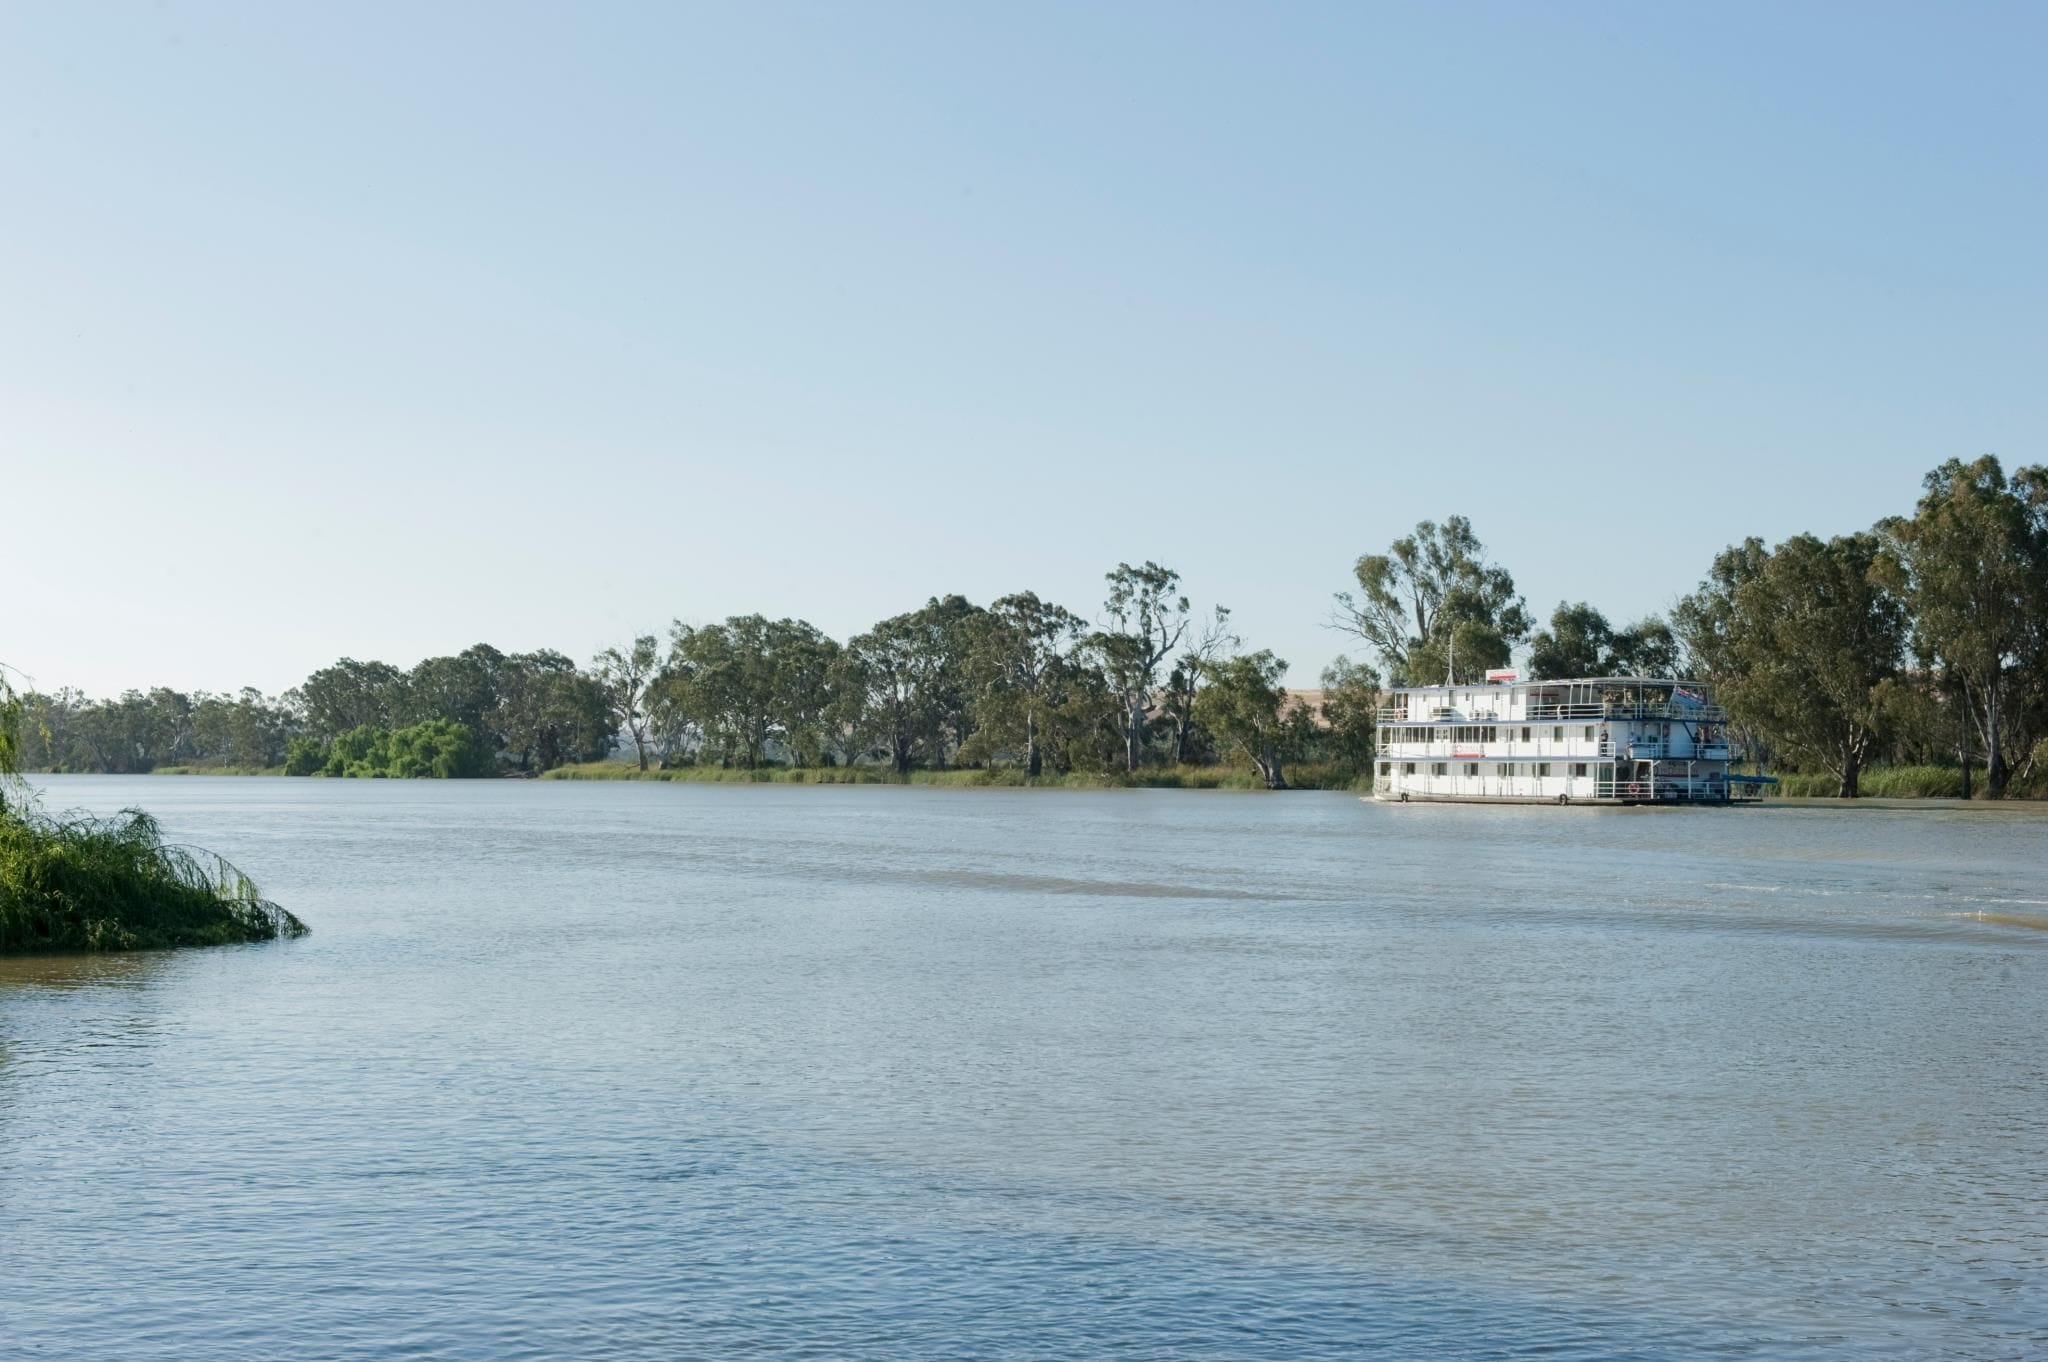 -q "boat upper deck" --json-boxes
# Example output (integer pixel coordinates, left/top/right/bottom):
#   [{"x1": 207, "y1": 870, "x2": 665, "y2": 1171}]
[{"x1": 1375, "y1": 676, "x2": 1726, "y2": 725}]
